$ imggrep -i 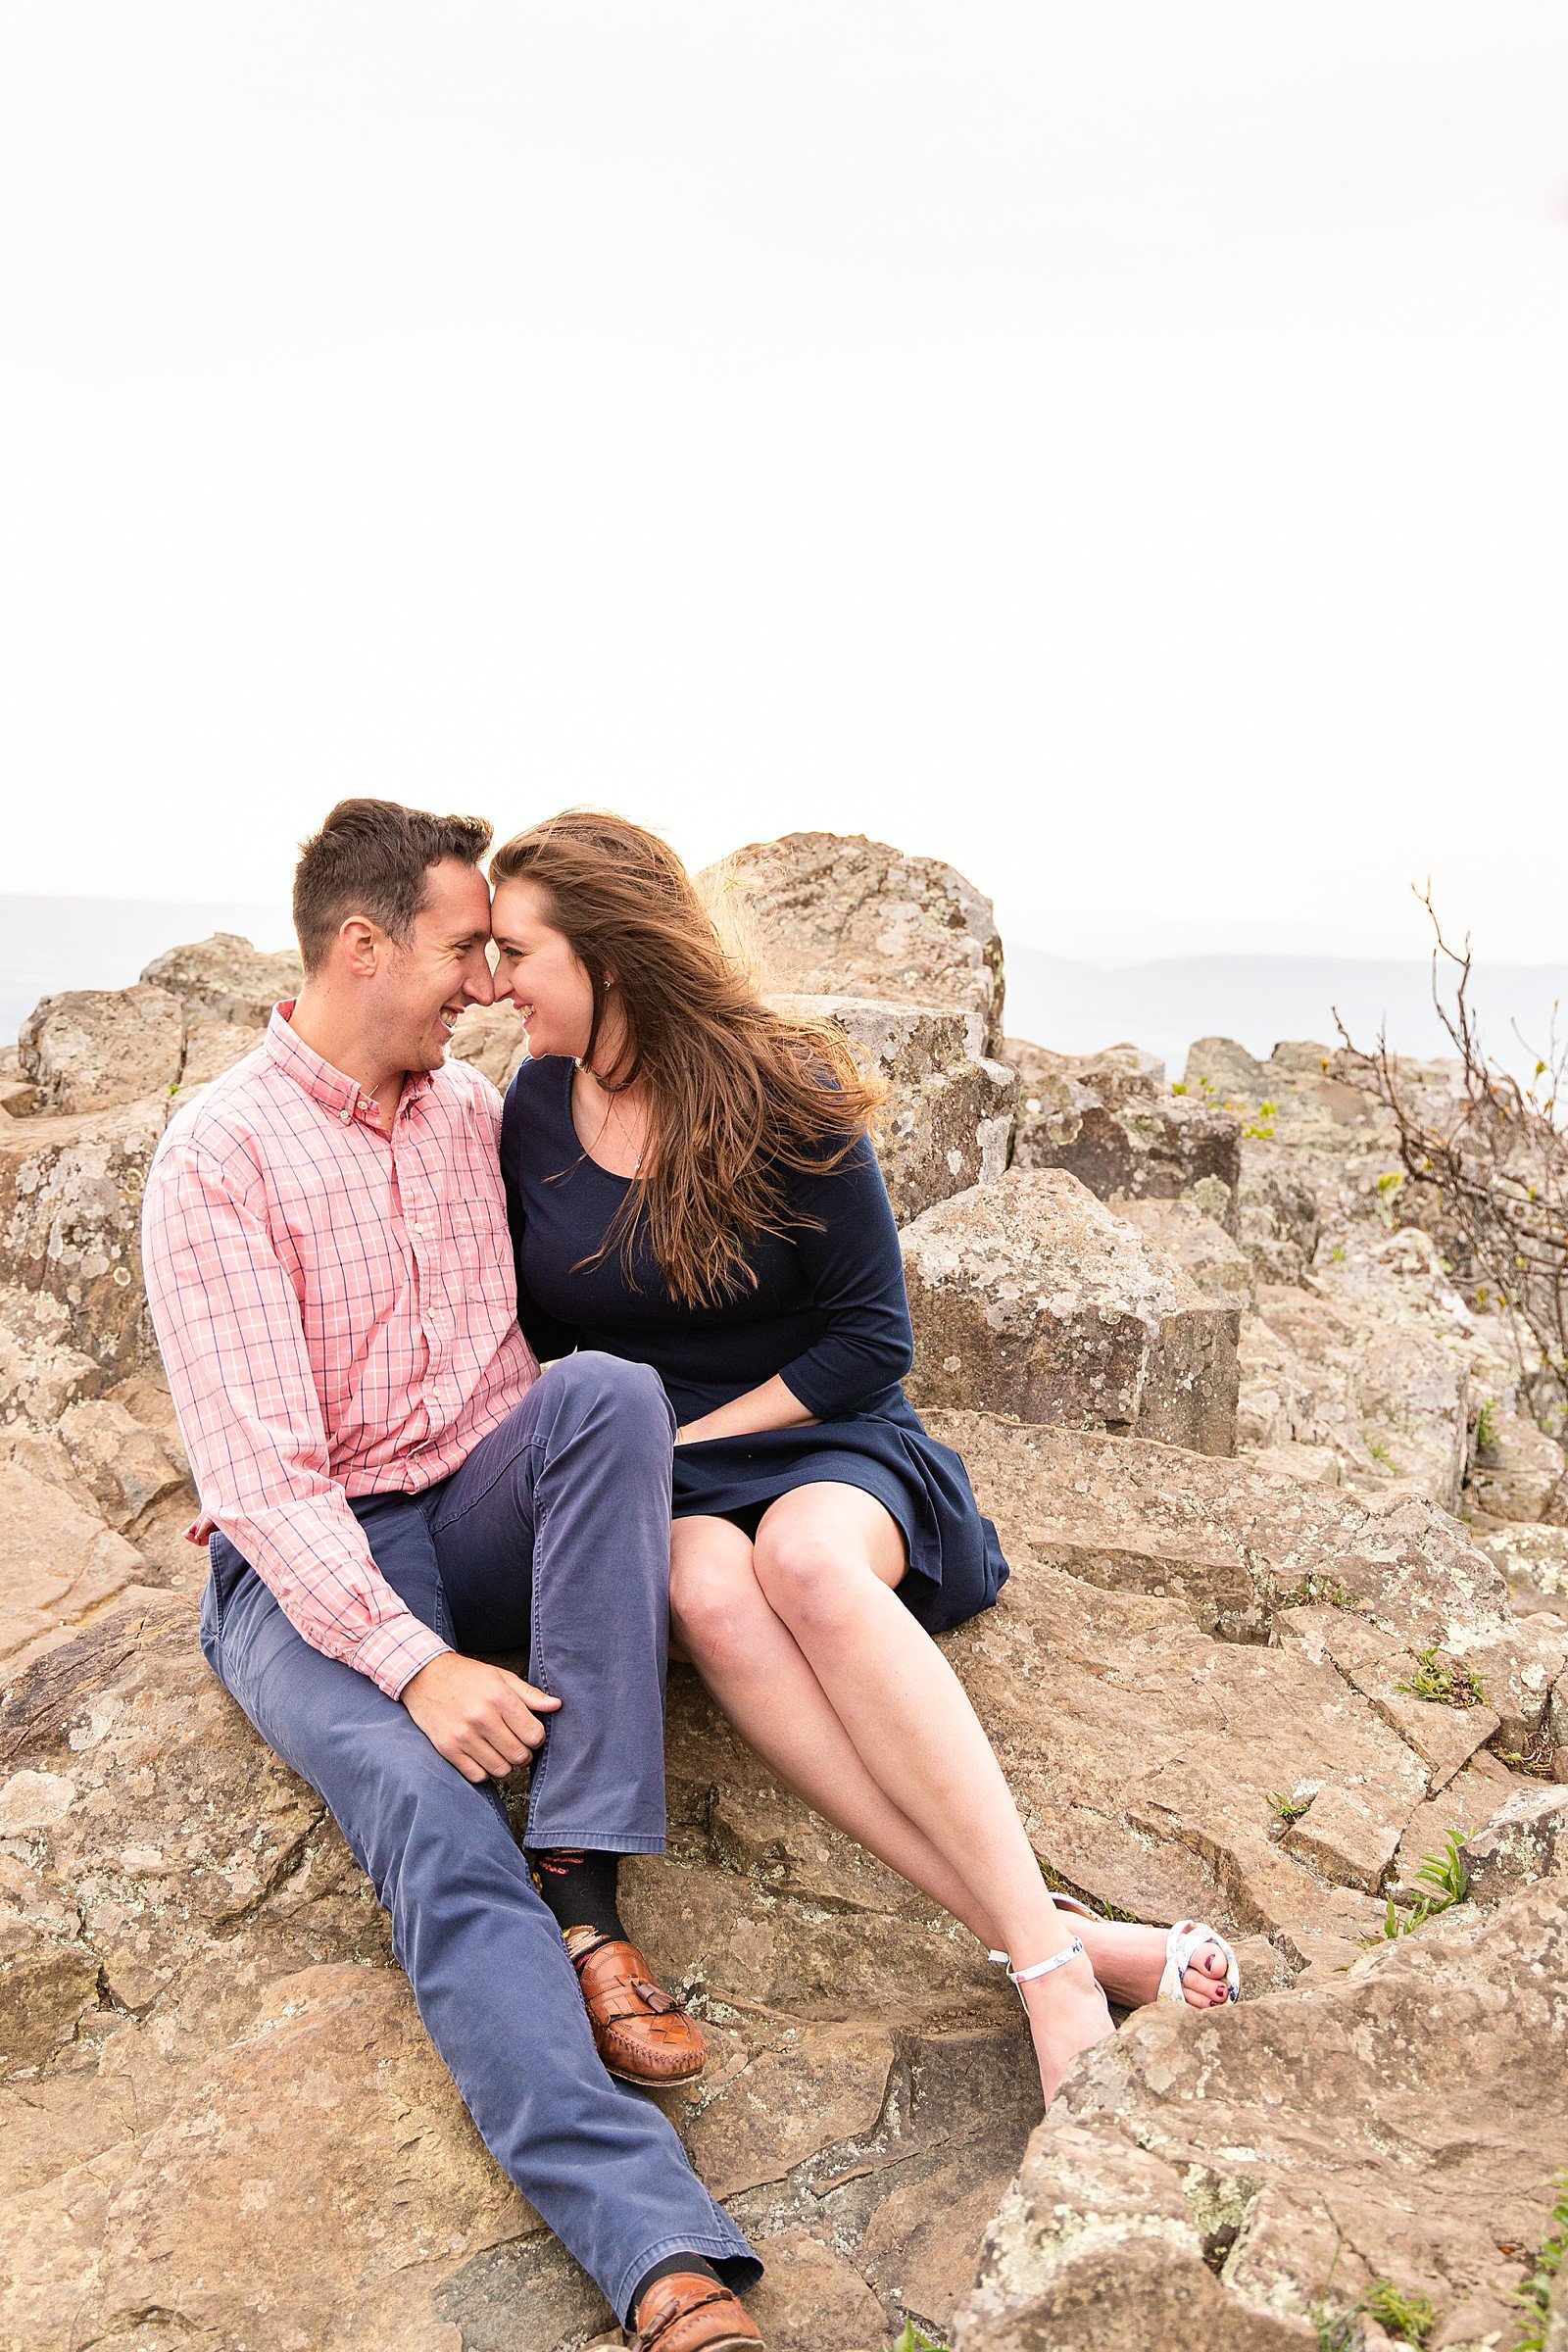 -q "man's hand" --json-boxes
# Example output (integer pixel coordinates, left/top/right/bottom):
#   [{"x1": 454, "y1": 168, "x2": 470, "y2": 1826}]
[{"x1": 401, "y1": 1652, "x2": 562, "y2": 1785}]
